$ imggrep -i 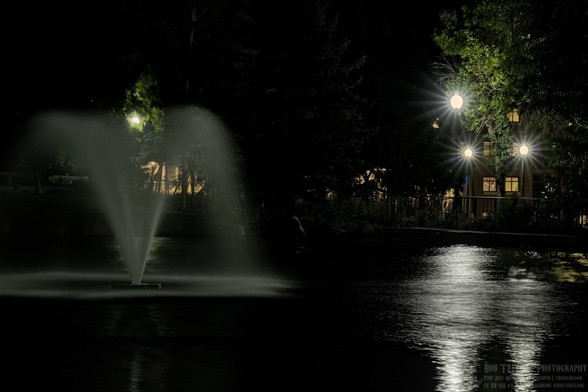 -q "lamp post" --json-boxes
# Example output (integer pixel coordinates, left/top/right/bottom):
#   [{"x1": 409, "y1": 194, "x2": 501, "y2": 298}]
[
  {"x1": 448, "y1": 93, "x2": 466, "y2": 213},
  {"x1": 463, "y1": 147, "x2": 473, "y2": 198},
  {"x1": 126, "y1": 112, "x2": 143, "y2": 193},
  {"x1": 519, "y1": 144, "x2": 529, "y2": 197},
  {"x1": 463, "y1": 147, "x2": 473, "y2": 214}
]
